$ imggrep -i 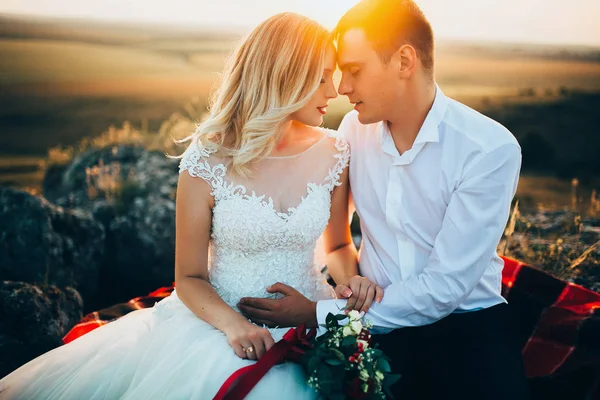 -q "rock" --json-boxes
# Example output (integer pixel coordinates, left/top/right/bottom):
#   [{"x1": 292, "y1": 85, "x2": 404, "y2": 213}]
[
  {"x1": 43, "y1": 144, "x2": 179, "y2": 210},
  {"x1": 42, "y1": 145, "x2": 179, "y2": 306},
  {"x1": 41, "y1": 163, "x2": 68, "y2": 202},
  {"x1": 43, "y1": 145, "x2": 145, "y2": 208},
  {"x1": 97, "y1": 196, "x2": 176, "y2": 306},
  {"x1": 0, "y1": 281, "x2": 83, "y2": 378},
  {"x1": 0, "y1": 188, "x2": 105, "y2": 302}
]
